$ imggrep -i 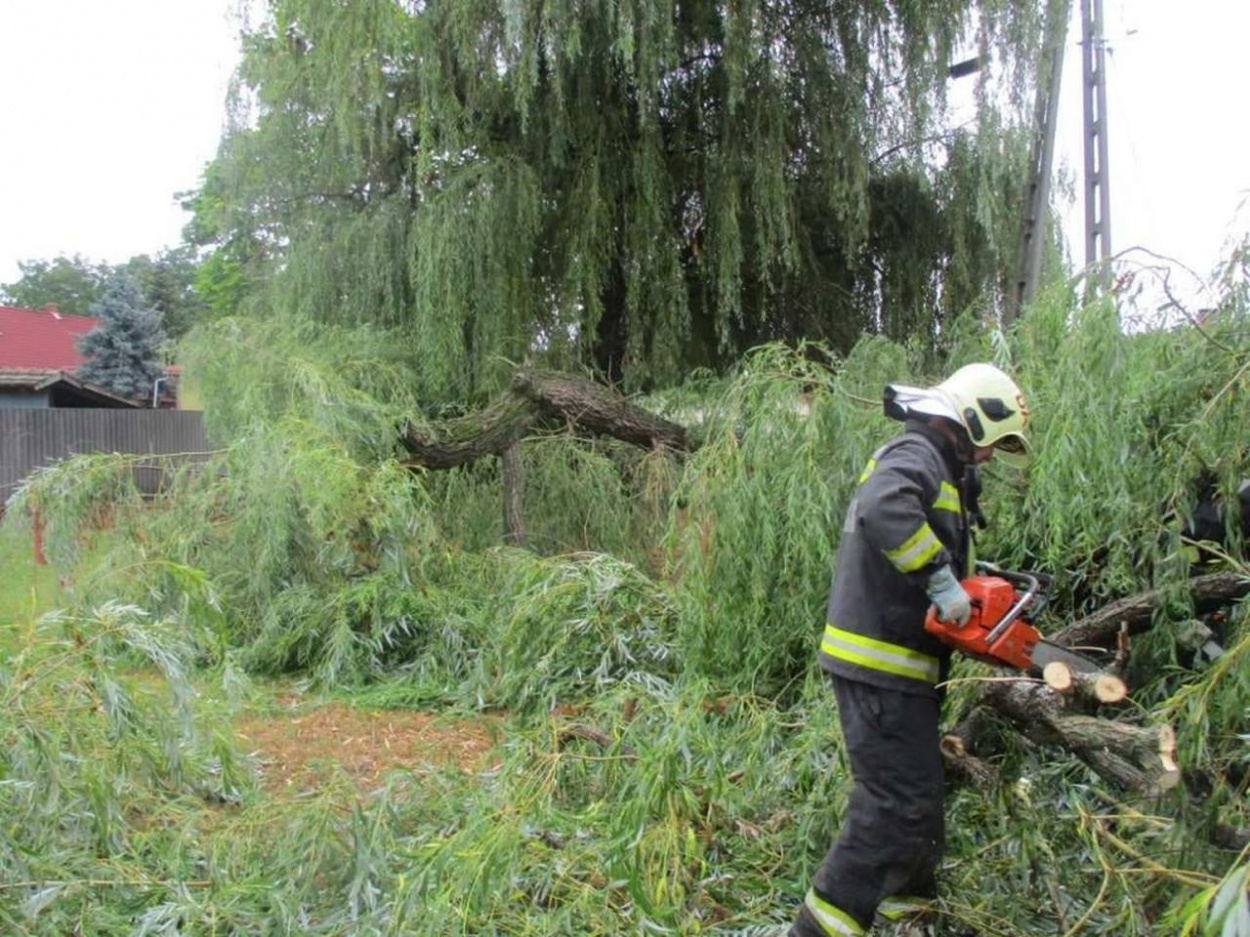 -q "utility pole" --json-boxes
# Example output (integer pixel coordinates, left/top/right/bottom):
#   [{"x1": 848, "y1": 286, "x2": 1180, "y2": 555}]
[
  {"x1": 1007, "y1": 0, "x2": 1070, "y2": 324},
  {"x1": 1081, "y1": 0, "x2": 1113, "y2": 284}
]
